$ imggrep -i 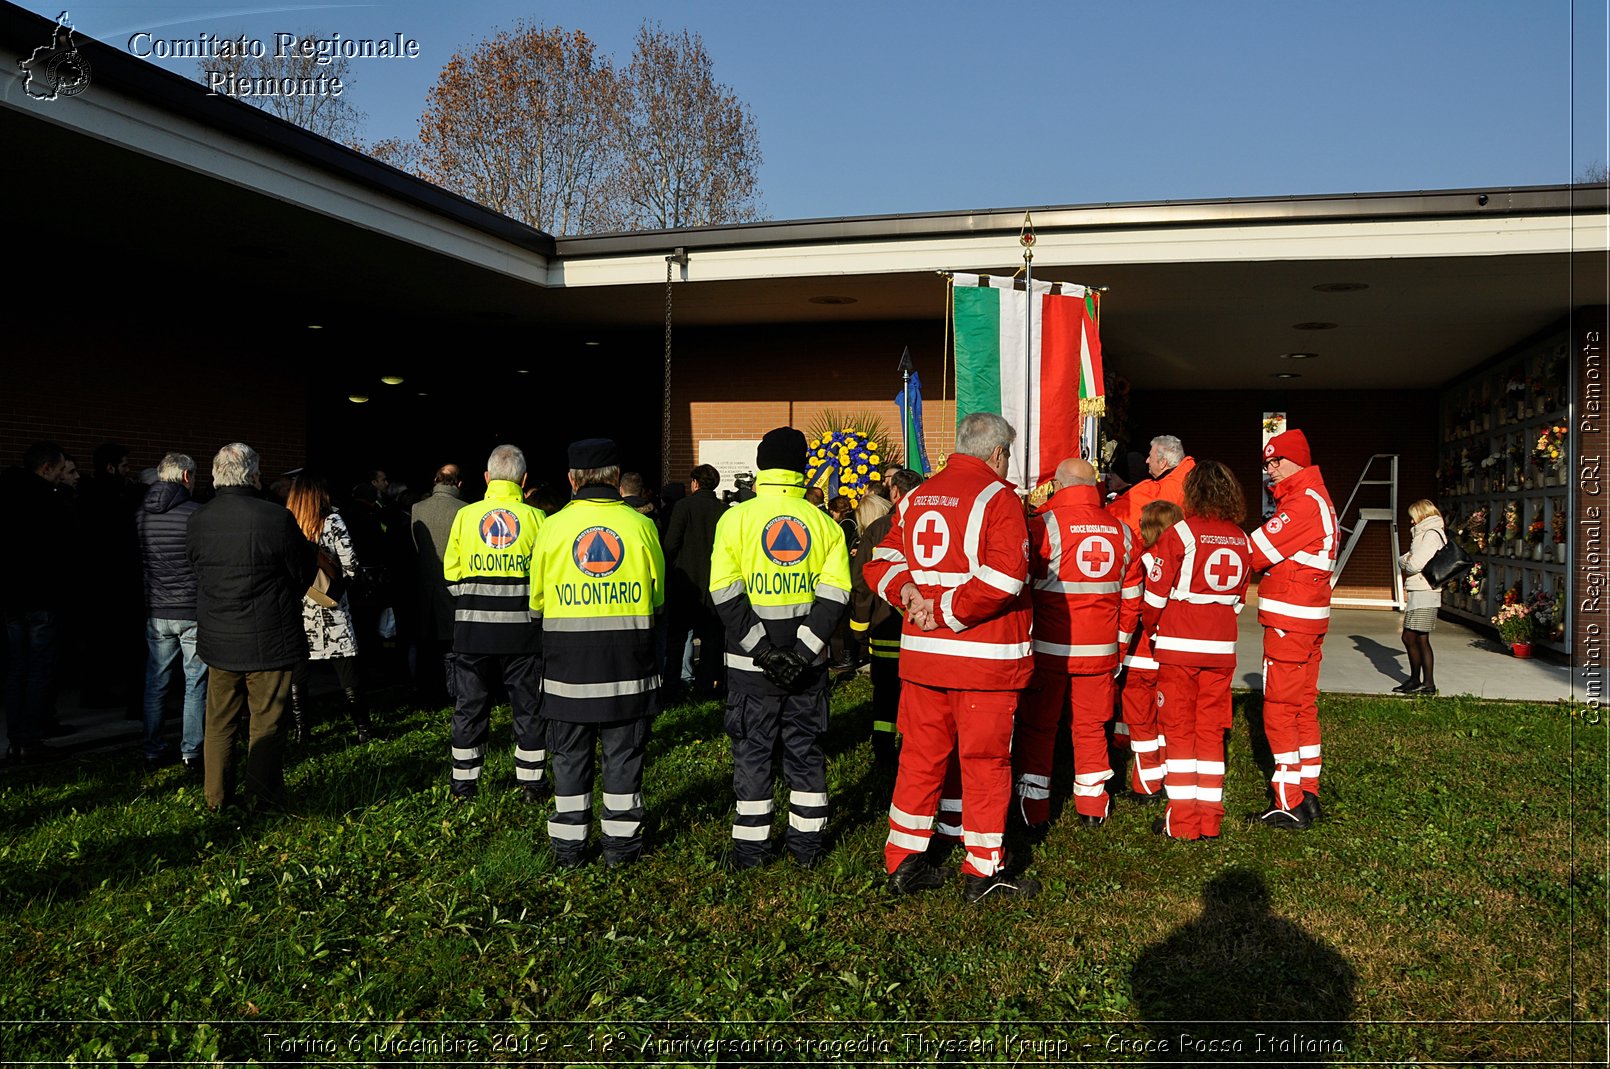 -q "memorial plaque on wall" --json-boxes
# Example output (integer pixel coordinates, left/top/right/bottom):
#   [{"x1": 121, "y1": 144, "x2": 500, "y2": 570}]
[{"x1": 697, "y1": 440, "x2": 762, "y2": 491}]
